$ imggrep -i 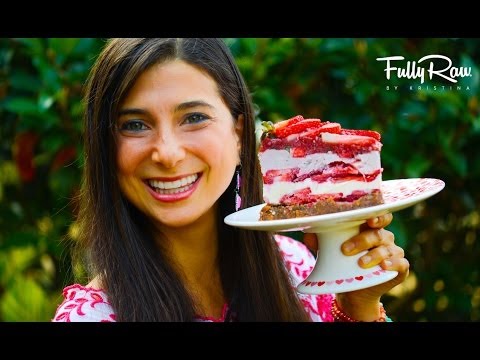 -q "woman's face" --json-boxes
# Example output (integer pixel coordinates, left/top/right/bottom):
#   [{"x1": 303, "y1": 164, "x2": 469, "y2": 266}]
[{"x1": 116, "y1": 60, "x2": 243, "y2": 228}]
